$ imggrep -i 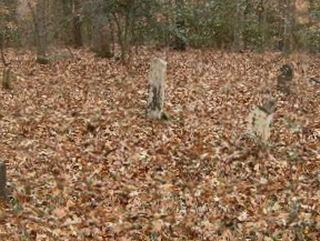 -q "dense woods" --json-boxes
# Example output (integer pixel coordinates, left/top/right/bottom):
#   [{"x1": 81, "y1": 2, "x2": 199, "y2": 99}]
[
  {"x1": 0, "y1": 0, "x2": 320, "y2": 240},
  {"x1": 1, "y1": 0, "x2": 320, "y2": 58}
]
